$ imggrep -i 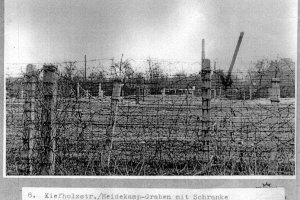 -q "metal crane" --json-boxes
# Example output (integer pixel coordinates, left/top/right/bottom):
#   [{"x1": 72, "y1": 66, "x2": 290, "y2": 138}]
[{"x1": 220, "y1": 32, "x2": 244, "y2": 90}]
